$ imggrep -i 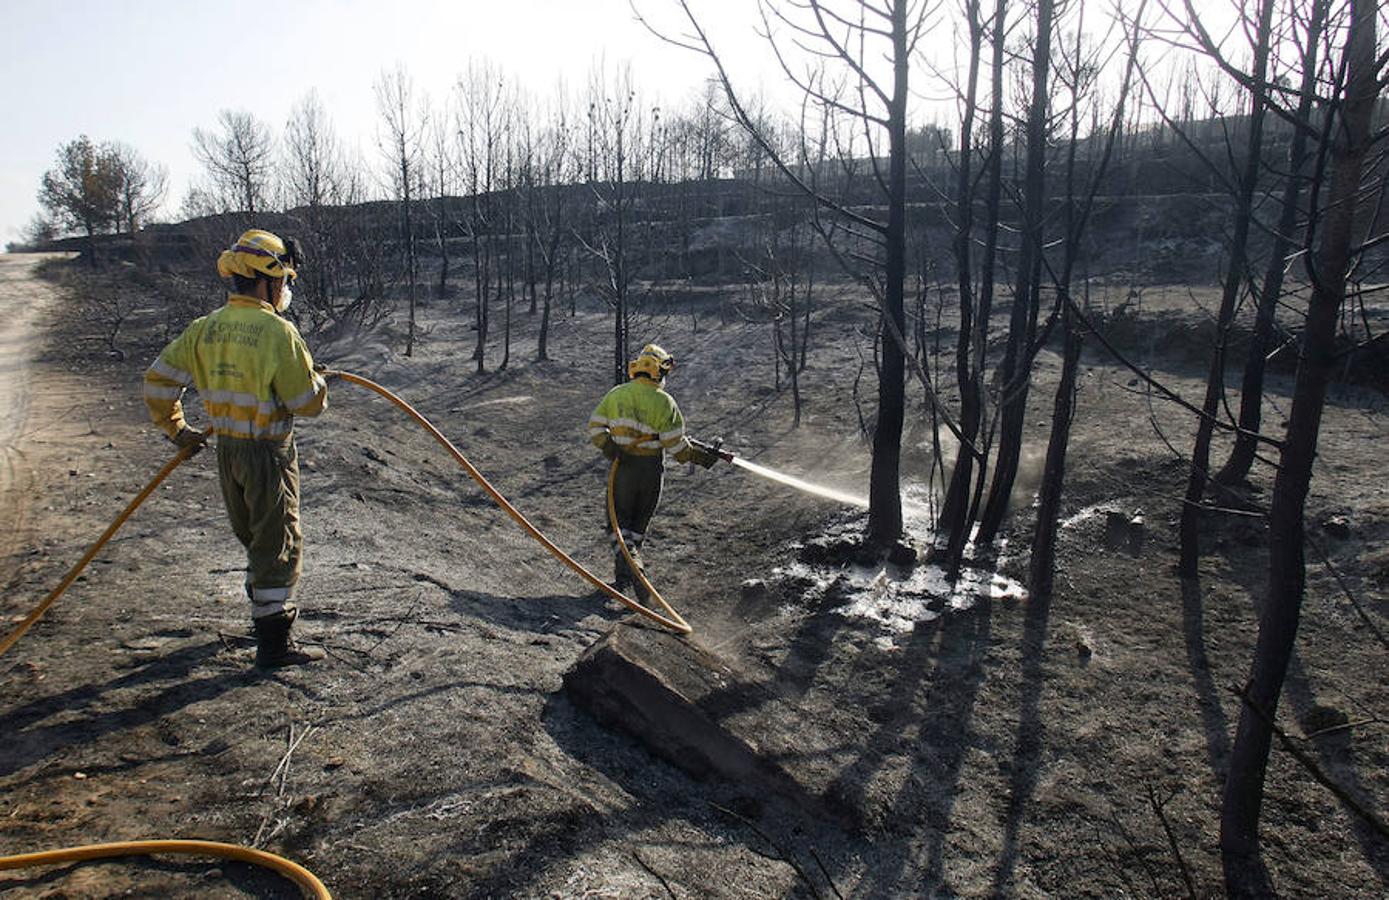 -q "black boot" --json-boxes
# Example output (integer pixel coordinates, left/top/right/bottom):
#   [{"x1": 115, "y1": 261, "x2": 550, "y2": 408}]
[
  {"x1": 624, "y1": 549, "x2": 652, "y2": 602},
  {"x1": 612, "y1": 553, "x2": 634, "y2": 592},
  {"x1": 253, "y1": 610, "x2": 325, "y2": 669}
]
